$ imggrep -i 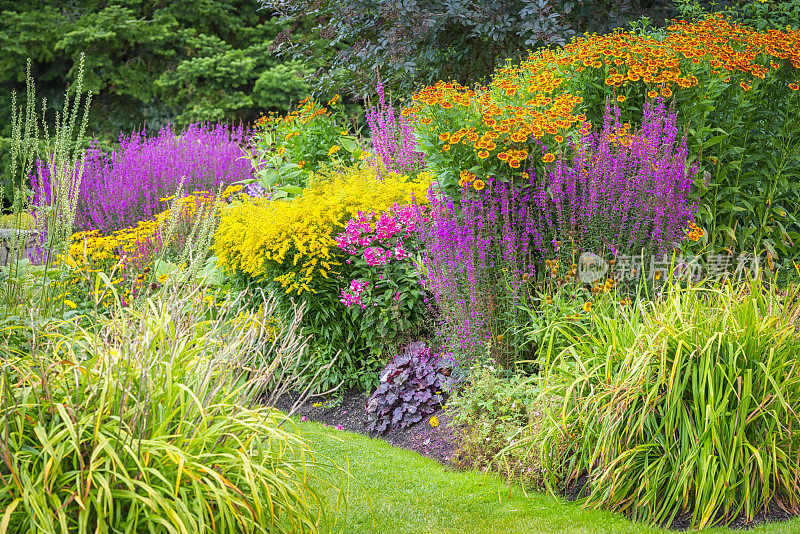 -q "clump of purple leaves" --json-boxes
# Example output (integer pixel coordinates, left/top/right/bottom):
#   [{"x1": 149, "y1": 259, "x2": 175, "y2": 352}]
[
  {"x1": 31, "y1": 123, "x2": 253, "y2": 235},
  {"x1": 365, "y1": 341, "x2": 450, "y2": 433},
  {"x1": 365, "y1": 76, "x2": 425, "y2": 175}
]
